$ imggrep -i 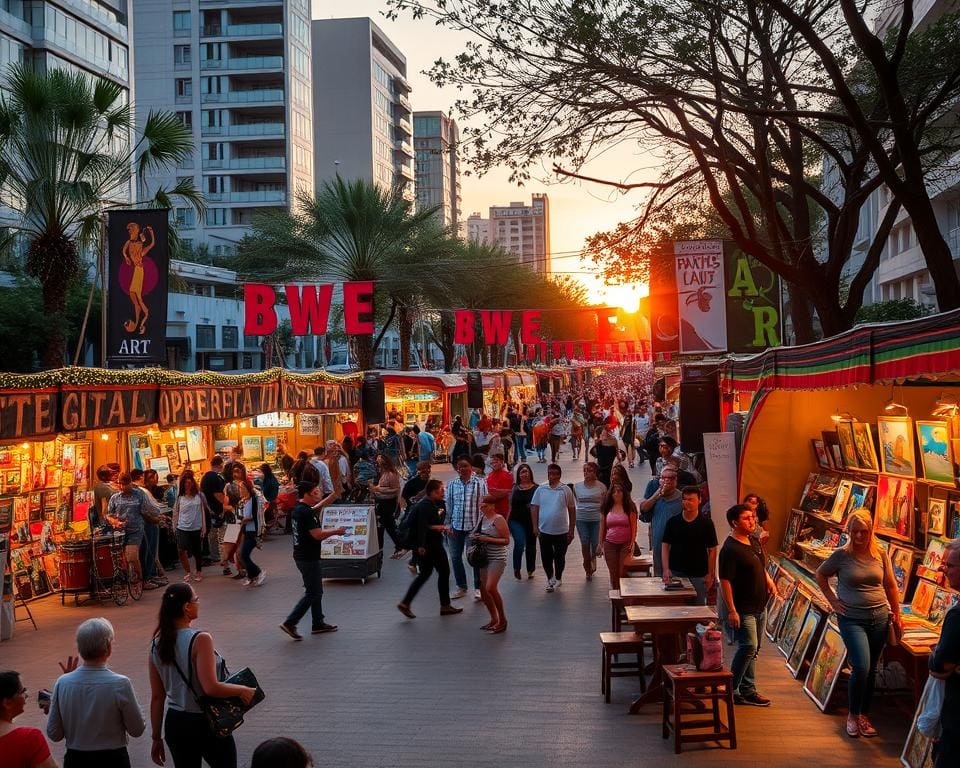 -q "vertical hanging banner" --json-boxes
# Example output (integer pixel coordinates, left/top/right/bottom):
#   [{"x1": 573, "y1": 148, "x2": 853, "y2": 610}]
[
  {"x1": 674, "y1": 240, "x2": 727, "y2": 353},
  {"x1": 107, "y1": 209, "x2": 170, "y2": 365},
  {"x1": 724, "y1": 244, "x2": 782, "y2": 353},
  {"x1": 649, "y1": 247, "x2": 679, "y2": 356}
]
